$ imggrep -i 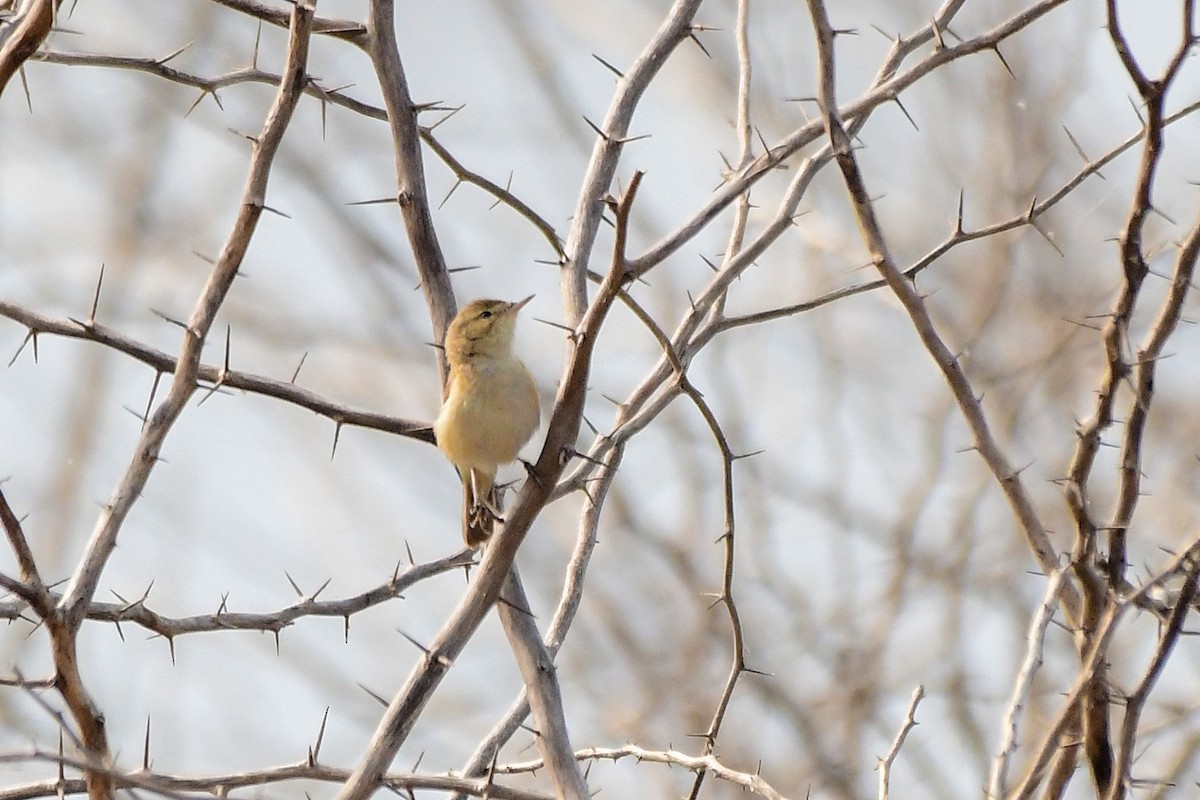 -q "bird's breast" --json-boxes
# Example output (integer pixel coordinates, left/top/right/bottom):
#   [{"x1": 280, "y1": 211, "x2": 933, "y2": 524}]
[{"x1": 434, "y1": 358, "x2": 540, "y2": 471}]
